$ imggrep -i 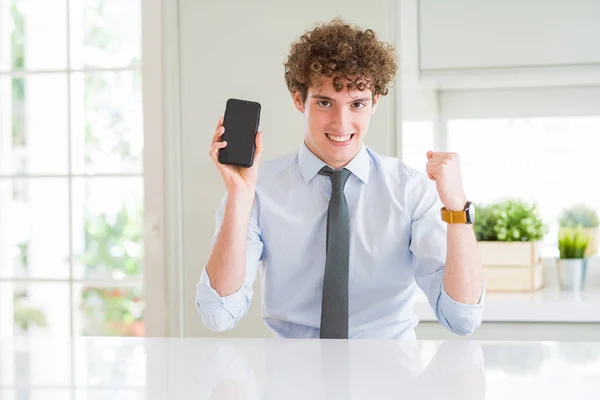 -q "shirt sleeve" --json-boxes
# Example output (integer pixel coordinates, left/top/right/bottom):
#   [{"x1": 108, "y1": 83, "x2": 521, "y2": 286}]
[
  {"x1": 408, "y1": 172, "x2": 485, "y2": 336},
  {"x1": 196, "y1": 193, "x2": 264, "y2": 332}
]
